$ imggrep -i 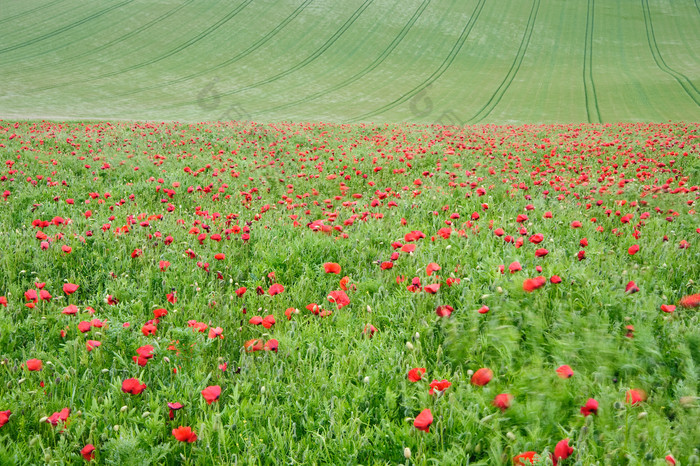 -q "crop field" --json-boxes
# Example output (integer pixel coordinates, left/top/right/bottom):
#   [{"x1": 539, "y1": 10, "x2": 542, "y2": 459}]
[
  {"x1": 0, "y1": 119, "x2": 698, "y2": 464},
  {"x1": 1, "y1": 0, "x2": 700, "y2": 123}
]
